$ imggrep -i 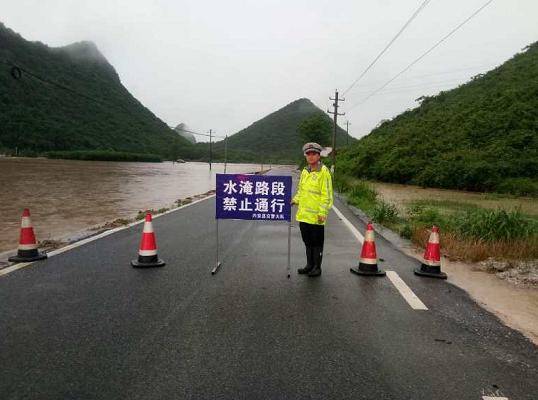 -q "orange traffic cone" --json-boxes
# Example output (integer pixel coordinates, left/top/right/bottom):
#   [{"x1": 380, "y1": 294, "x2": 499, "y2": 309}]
[
  {"x1": 414, "y1": 225, "x2": 446, "y2": 279},
  {"x1": 8, "y1": 208, "x2": 47, "y2": 263},
  {"x1": 131, "y1": 213, "x2": 165, "y2": 268},
  {"x1": 350, "y1": 222, "x2": 385, "y2": 276}
]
